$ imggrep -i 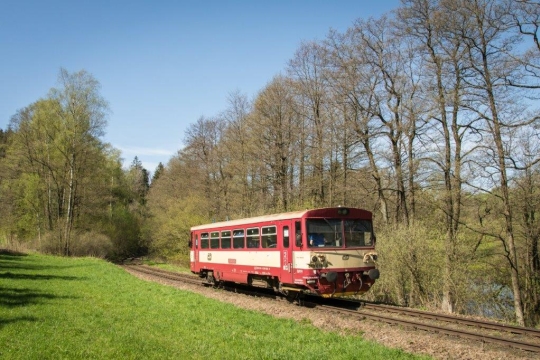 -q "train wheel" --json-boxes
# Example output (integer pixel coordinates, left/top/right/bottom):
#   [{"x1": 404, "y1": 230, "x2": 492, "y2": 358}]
[
  {"x1": 206, "y1": 272, "x2": 216, "y2": 286},
  {"x1": 284, "y1": 290, "x2": 299, "y2": 303},
  {"x1": 279, "y1": 283, "x2": 302, "y2": 303},
  {"x1": 278, "y1": 283, "x2": 289, "y2": 297},
  {"x1": 284, "y1": 293, "x2": 296, "y2": 302}
]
